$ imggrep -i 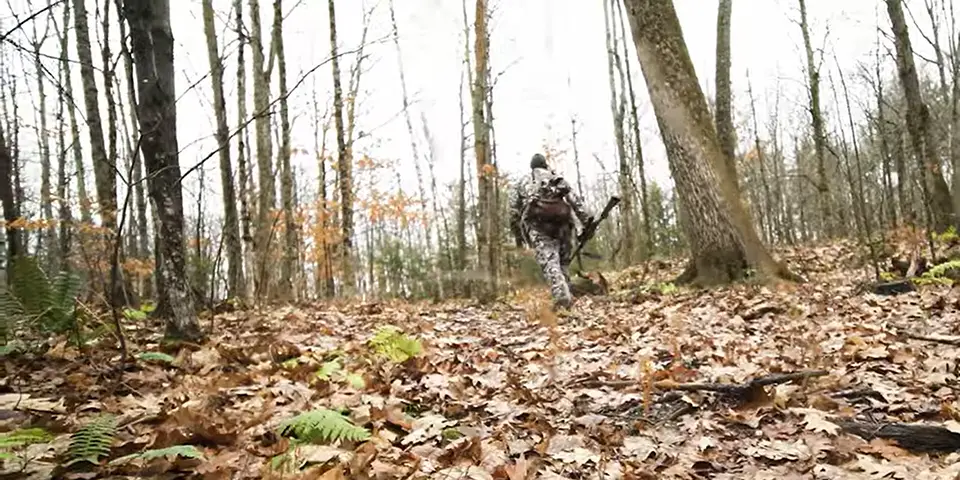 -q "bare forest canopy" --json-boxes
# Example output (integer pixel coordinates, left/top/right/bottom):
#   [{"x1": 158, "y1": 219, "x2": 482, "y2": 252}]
[{"x1": 3, "y1": 0, "x2": 960, "y2": 477}]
